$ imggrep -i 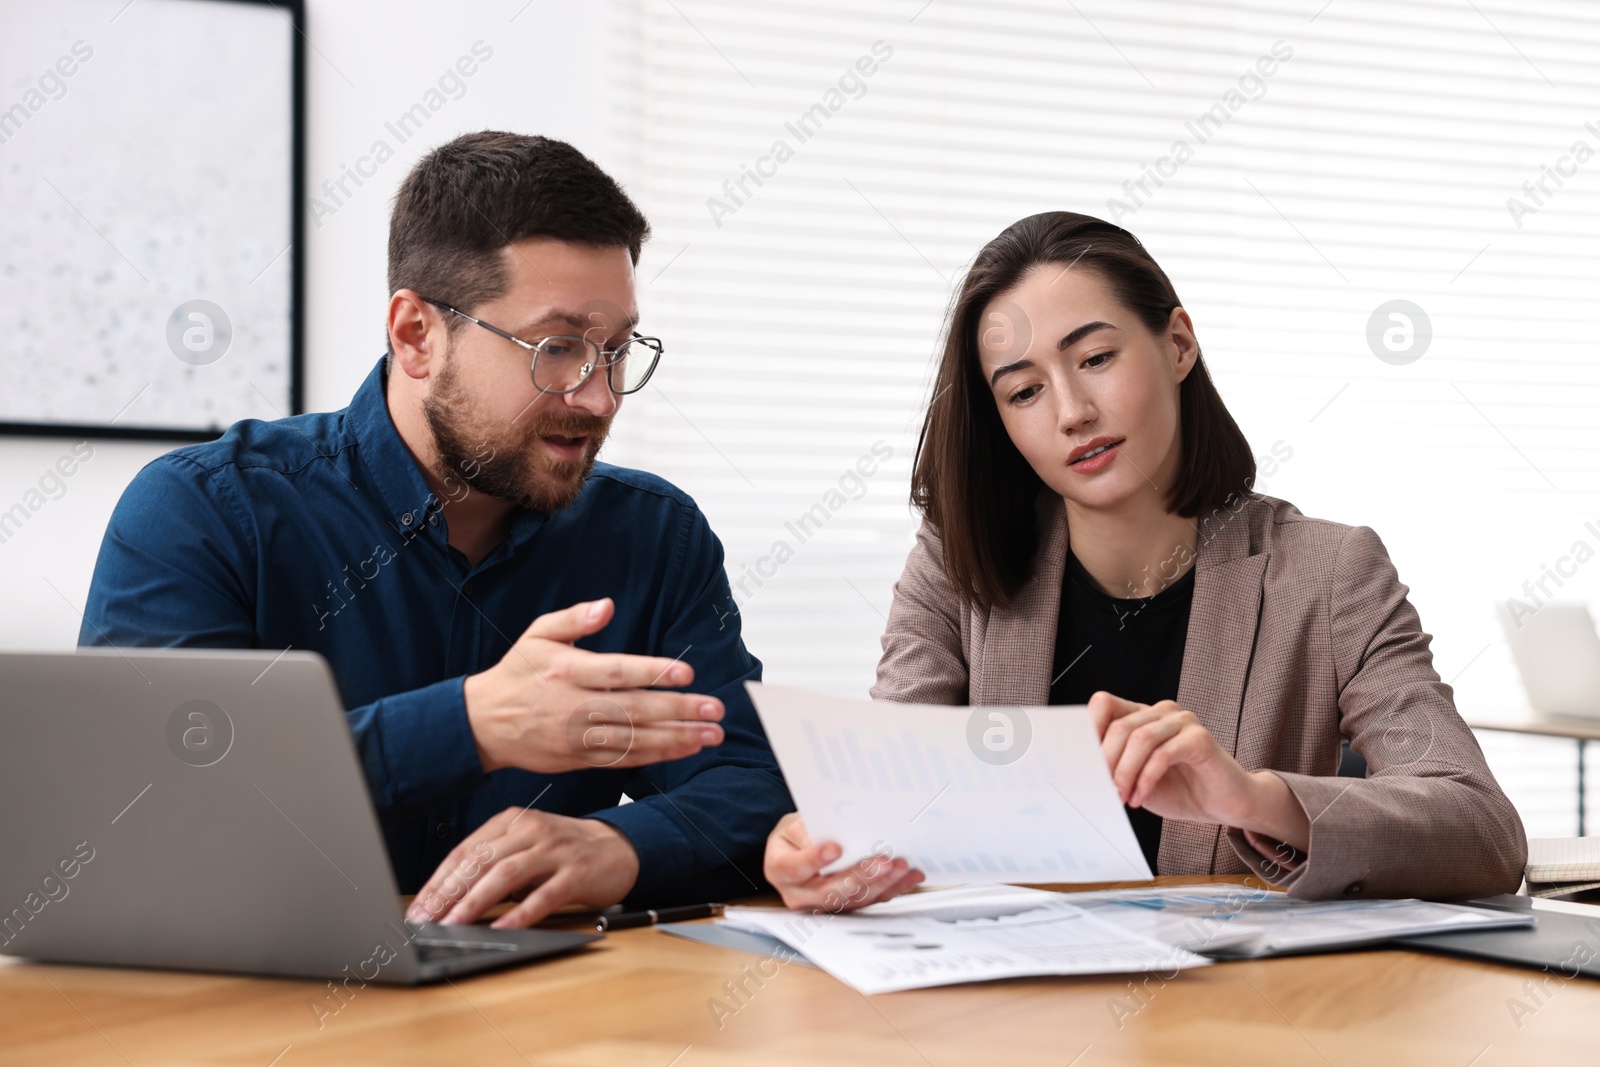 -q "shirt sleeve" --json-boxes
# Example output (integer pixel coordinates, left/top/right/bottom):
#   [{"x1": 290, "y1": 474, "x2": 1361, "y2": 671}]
[
  {"x1": 585, "y1": 500, "x2": 794, "y2": 906},
  {"x1": 1224, "y1": 525, "x2": 1527, "y2": 899},
  {"x1": 79, "y1": 455, "x2": 488, "y2": 827}
]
